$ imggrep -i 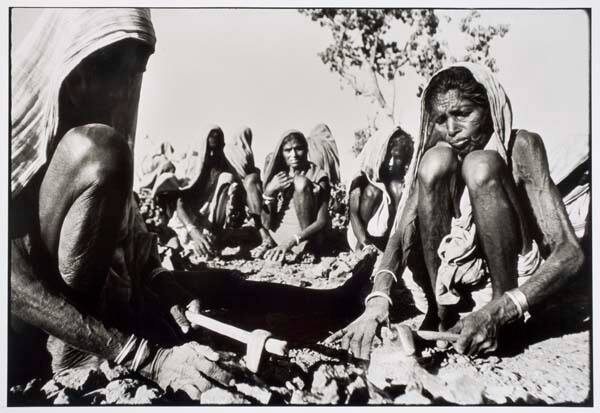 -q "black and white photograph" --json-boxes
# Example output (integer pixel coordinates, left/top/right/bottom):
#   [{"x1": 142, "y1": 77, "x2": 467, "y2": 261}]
[{"x1": 7, "y1": 2, "x2": 594, "y2": 407}]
